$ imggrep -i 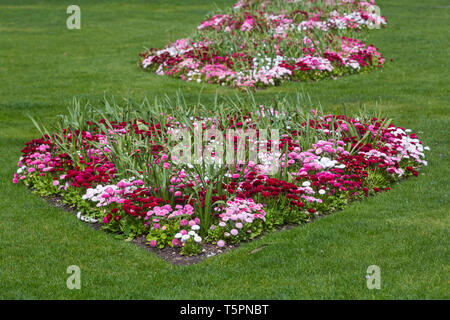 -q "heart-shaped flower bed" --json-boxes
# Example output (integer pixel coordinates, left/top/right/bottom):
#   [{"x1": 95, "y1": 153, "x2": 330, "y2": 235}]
[
  {"x1": 14, "y1": 96, "x2": 428, "y2": 259},
  {"x1": 139, "y1": 0, "x2": 387, "y2": 88}
]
